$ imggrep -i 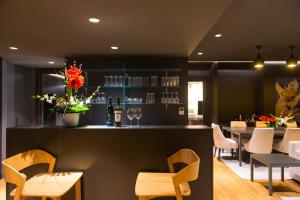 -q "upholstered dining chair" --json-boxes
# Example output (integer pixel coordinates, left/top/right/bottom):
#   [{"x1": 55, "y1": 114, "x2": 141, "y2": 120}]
[
  {"x1": 230, "y1": 121, "x2": 247, "y2": 128},
  {"x1": 274, "y1": 128, "x2": 300, "y2": 154},
  {"x1": 135, "y1": 149, "x2": 200, "y2": 200},
  {"x1": 244, "y1": 128, "x2": 274, "y2": 154},
  {"x1": 2, "y1": 149, "x2": 82, "y2": 200},
  {"x1": 212, "y1": 123, "x2": 238, "y2": 160}
]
